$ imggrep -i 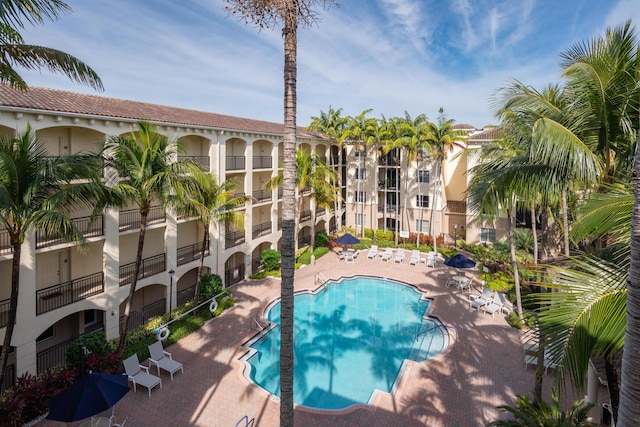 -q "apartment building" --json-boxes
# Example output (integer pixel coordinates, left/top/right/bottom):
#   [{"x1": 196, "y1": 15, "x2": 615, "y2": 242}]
[
  {"x1": 0, "y1": 85, "x2": 339, "y2": 390},
  {"x1": 0, "y1": 85, "x2": 503, "y2": 390}
]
